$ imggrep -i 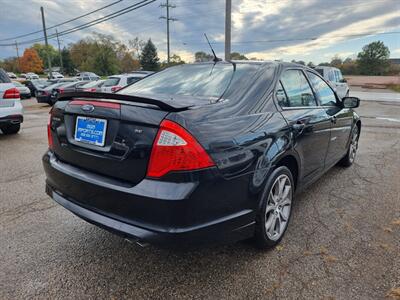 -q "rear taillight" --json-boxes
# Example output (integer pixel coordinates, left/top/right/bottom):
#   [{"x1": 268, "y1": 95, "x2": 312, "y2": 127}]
[
  {"x1": 84, "y1": 88, "x2": 96, "y2": 92},
  {"x1": 147, "y1": 120, "x2": 215, "y2": 178},
  {"x1": 47, "y1": 112, "x2": 53, "y2": 150},
  {"x1": 3, "y1": 87, "x2": 20, "y2": 99},
  {"x1": 111, "y1": 86, "x2": 122, "y2": 92},
  {"x1": 58, "y1": 88, "x2": 64, "y2": 94}
]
